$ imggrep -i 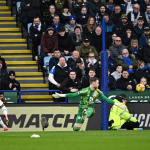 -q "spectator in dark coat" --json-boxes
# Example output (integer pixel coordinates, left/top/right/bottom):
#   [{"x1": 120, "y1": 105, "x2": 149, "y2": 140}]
[
  {"x1": 140, "y1": 0, "x2": 150, "y2": 13},
  {"x1": 109, "y1": 5, "x2": 122, "y2": 25},
  {"x1": 115, "y1": 14, "x2": 133, "y2": 36},
  {"x1": 106, "y1": 0, "x2": 115, "y2": 12},
  {"x1": 143, "y1": 38, "x2": 150, "y2": 68},
  {"x1": 0, "y1": 55, "x2": 7, "y2": 70},
  {"x1": 82, "y1": 68, "x2": 96, "y2": 88},
  {"x1": 144, "y1": 4, "x2": 150, "y2": 28},
  {"x1": 139, "y1": 26, "x2": 150, "y2": 48},
  {"x1": 117, "y1": 70, "x2": 136, "y2": 90},
  {"x1": 43, "y1": 5, "x2": 57, "y2": 28},
  {"x1": 108, "y1": 70, "x2": 117, "y2": 90},
  {"x1": 20, "y1": 0, "x2": 41, "y2": 29},
  {"x1": 134, "y1": 61, "x2": 150, "y2": 84},
  {"x1": 60, "y1": 70, "x2": 82, "y2": 93},
  {"x1": 133, "y1": 17, "x2": 145, "y2": 39},
  {"x1": 82, "y1": 17, "x2": 97, "y2": 38},
  {"x1": 52, "y1": 15, "x2": 63, "y2": 33},
  {"x1": 58, "y1": 26, "x2": 73, "y2": 56},
  {"x1": 120, "y1": 0, "x2": 133, "y2": 14},
  {"x1": 77, "y1": 7, "x2": 90, "y2": 26},
  {"x1": 30, "y1": 17, "x2": 47, "y2": 59},
  {"x1": 39, "y1": 27, "x2": 58, "y2": 70},
  {"x1": 128, "y1": 38, "x2": 143, "y2": 61},
  {"x1": 49, "y1": 49, "x2": 61, "y2": 72}
]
